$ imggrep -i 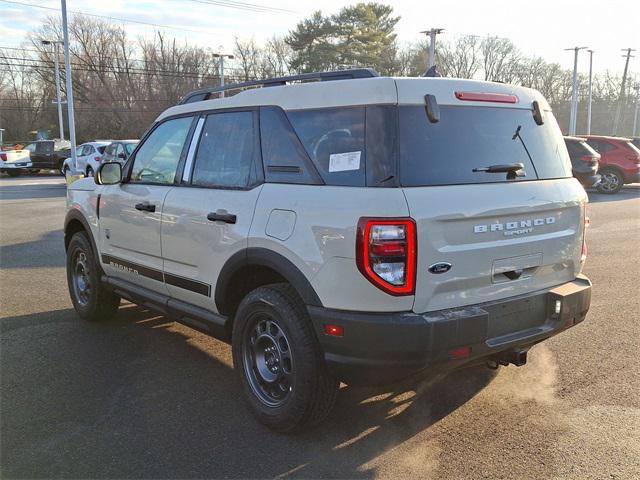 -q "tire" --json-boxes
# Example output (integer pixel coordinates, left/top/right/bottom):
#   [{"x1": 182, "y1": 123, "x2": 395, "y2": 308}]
[
  {"x1": 28, "y1": 169, "x2": 40, "y2": 175},
  {"x1": 62, "y1": 165, "x2": 69, "y2": 177},
  {"x1": 86, "y1": 166, "x2": 94, "y2": 177},
  {"x1": 66, "y1": 231, "x2": 120, "y2": 321},
  {"x1": 232, "y1": 283, "x2": 339, "y2": 432},
  {"x1": 597, "y1": 168, "x2": 623, "y2": 194},
  {"x1": 6, "y1": 170, "x2": 20, "y2": 177}
]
